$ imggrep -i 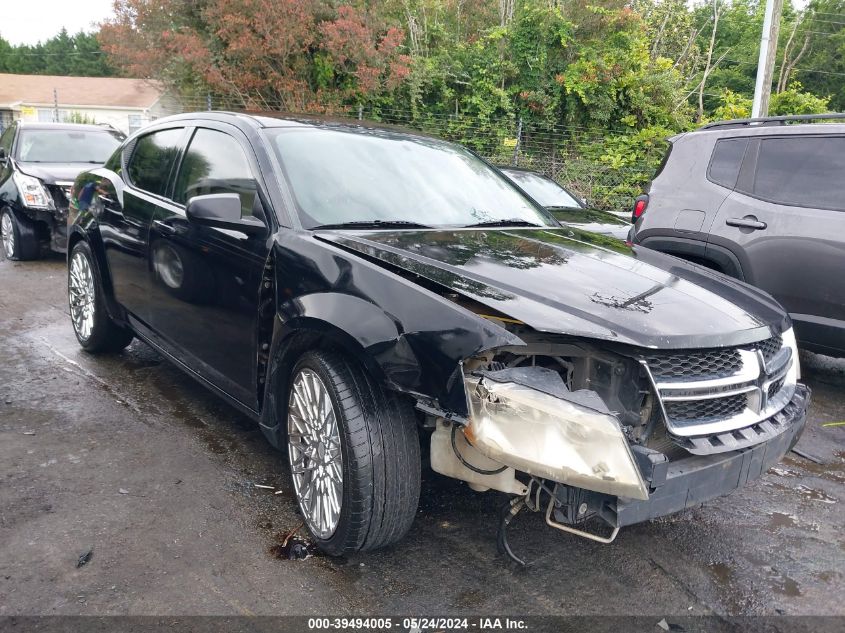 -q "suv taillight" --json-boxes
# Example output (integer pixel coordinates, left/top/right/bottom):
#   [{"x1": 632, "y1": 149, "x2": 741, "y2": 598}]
[{"x1": 632, "y1": 194, "x2": 649, "y2": 223}]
